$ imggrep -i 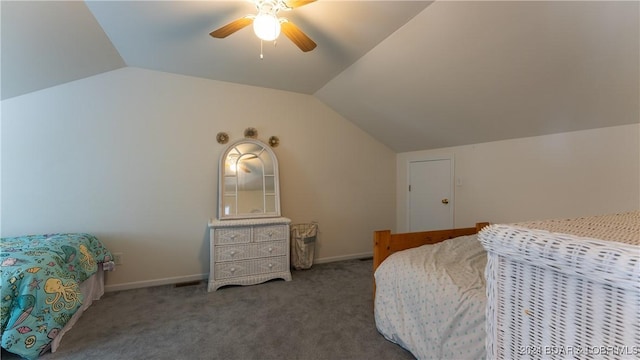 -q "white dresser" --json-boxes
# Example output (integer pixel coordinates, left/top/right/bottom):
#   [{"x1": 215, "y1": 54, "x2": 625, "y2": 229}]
[{"x1": 208, "y1": 217, "x2": 292, "y2": 291}]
